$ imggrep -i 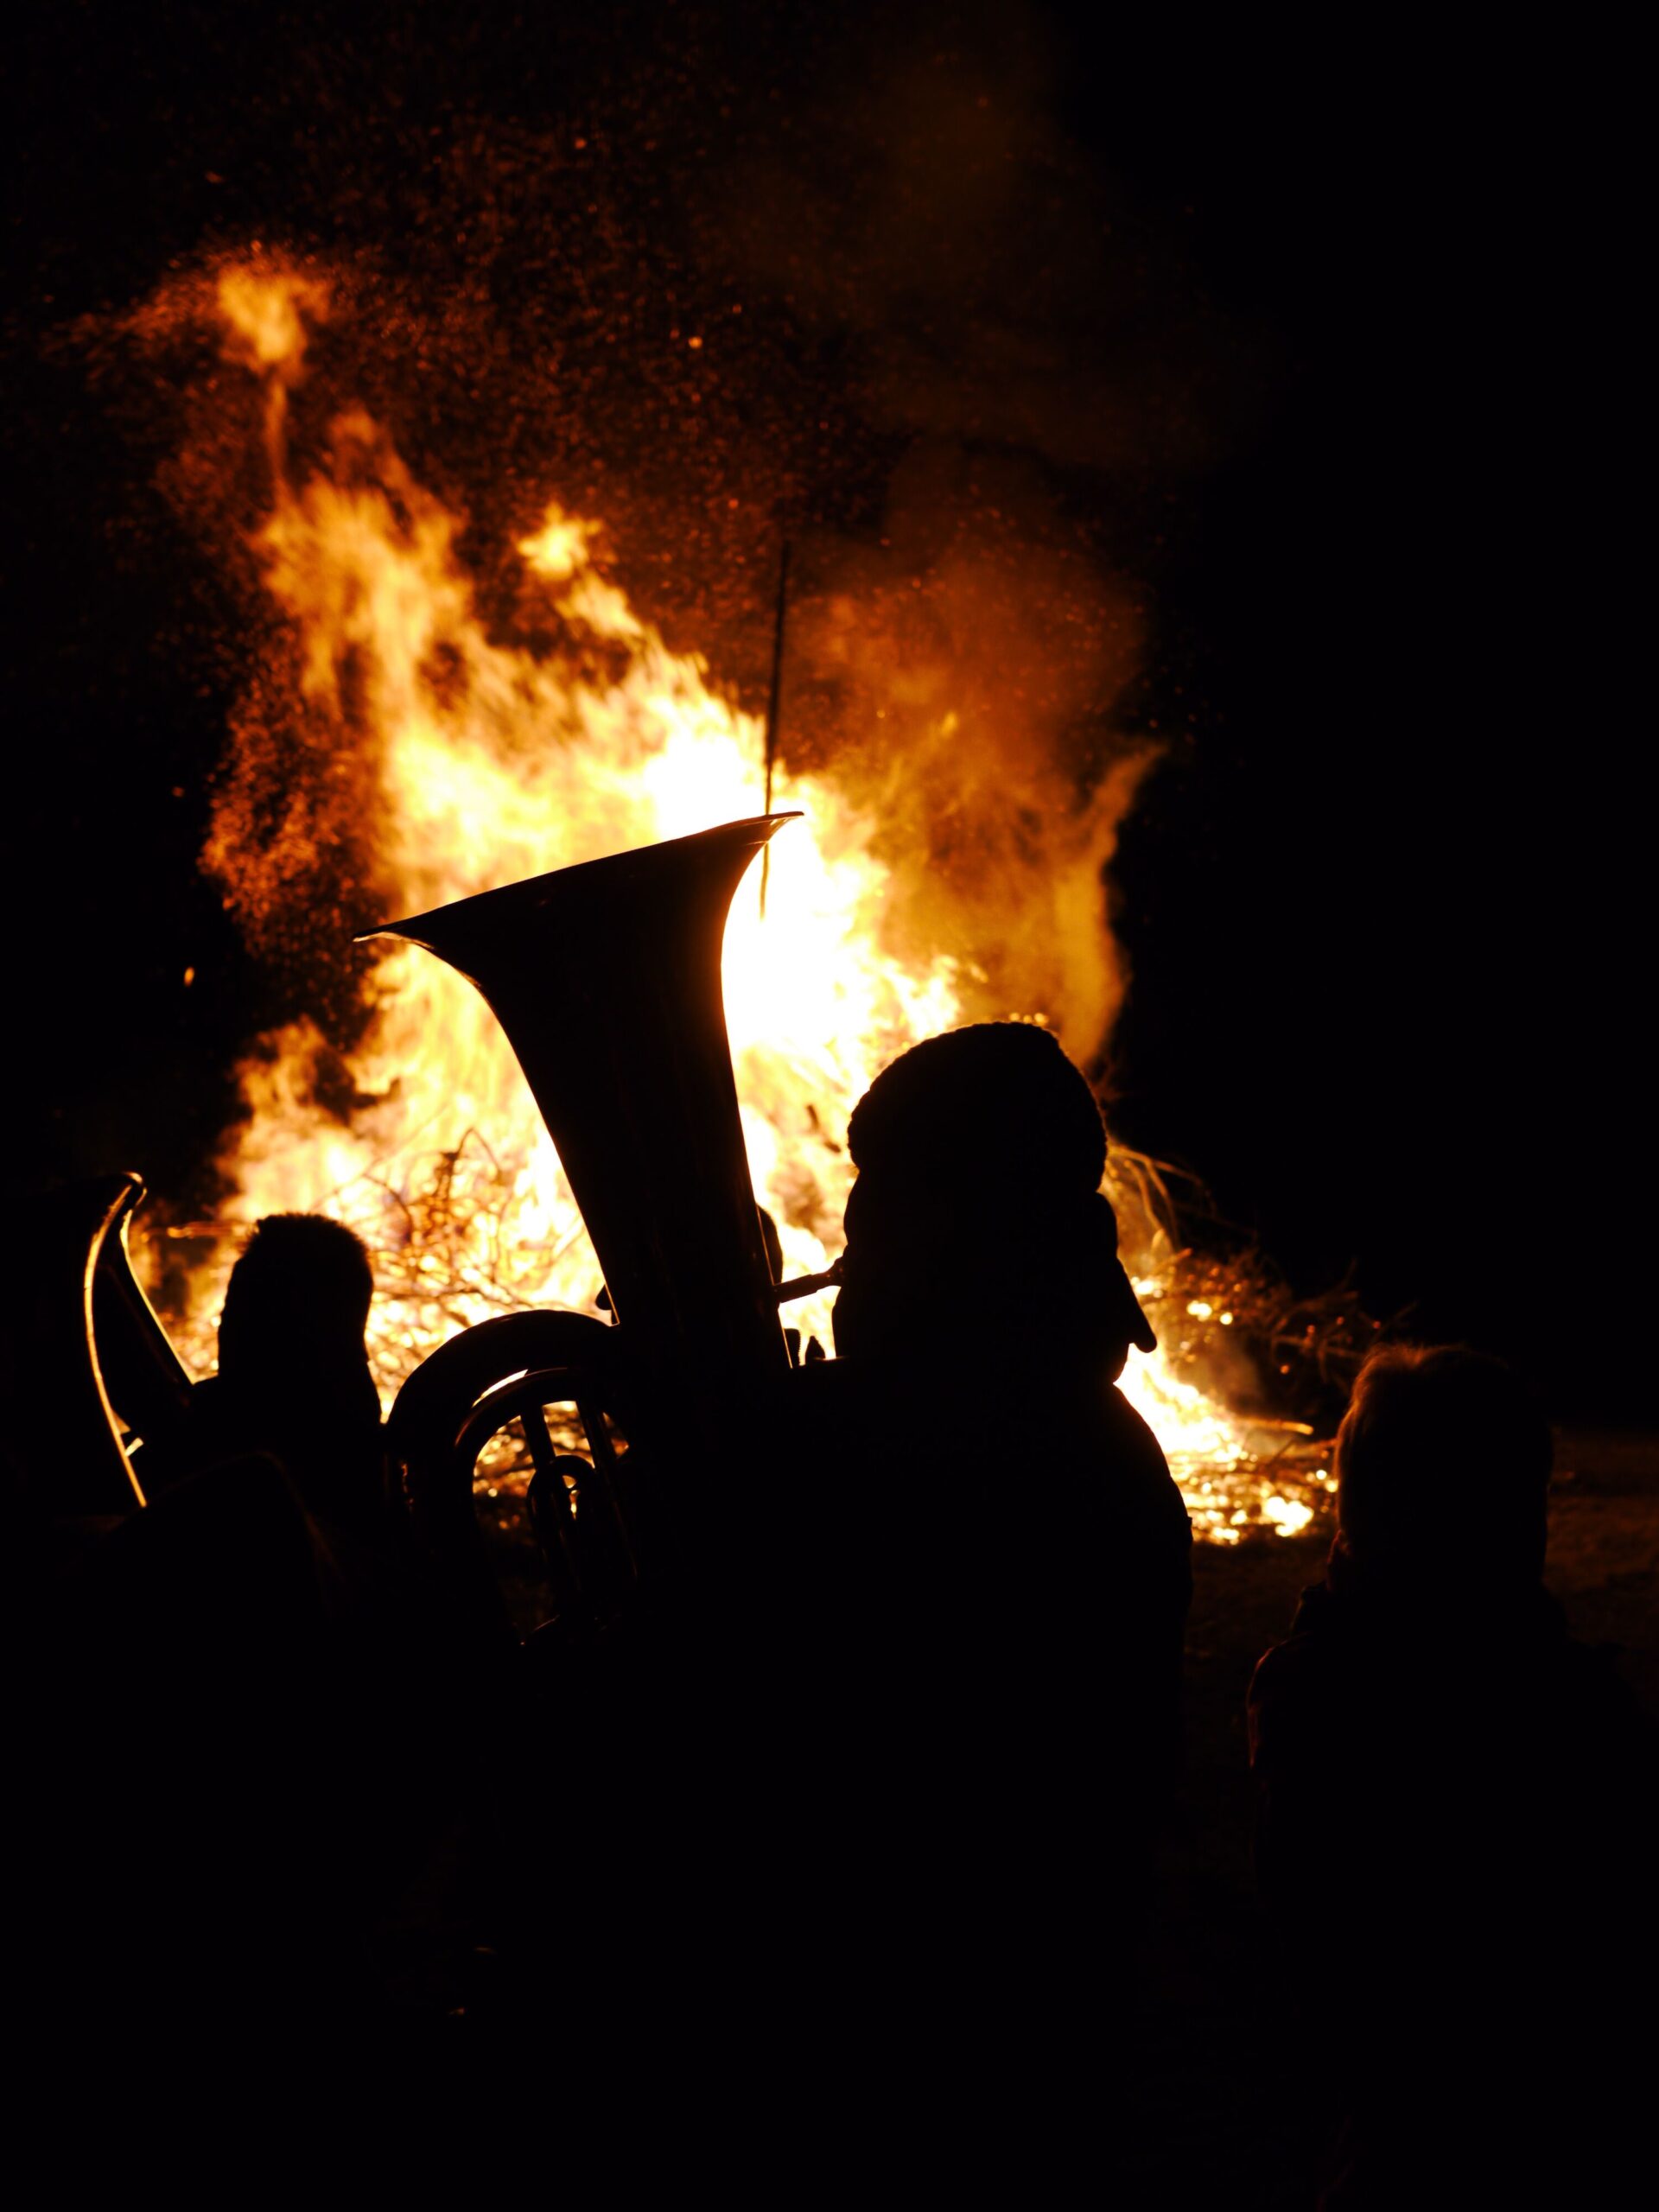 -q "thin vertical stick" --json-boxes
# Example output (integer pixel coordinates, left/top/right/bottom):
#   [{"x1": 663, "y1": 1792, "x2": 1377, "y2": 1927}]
[{"x1": 760, "y1": 539, "x2": 791, "y2": 919}]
